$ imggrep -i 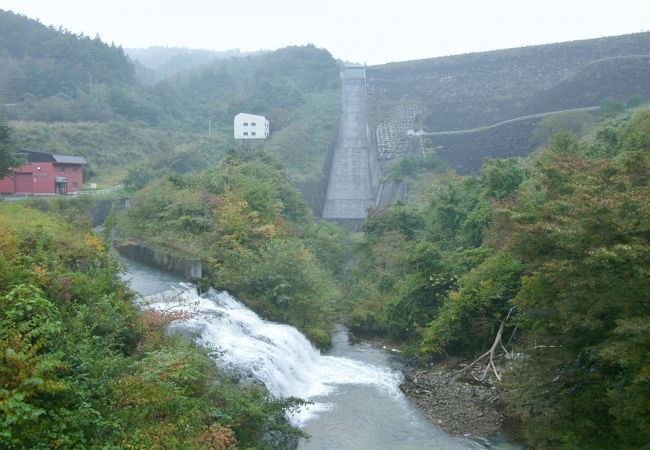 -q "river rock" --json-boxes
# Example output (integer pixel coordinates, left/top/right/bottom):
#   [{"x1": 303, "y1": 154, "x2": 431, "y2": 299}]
[{"x1": 400, "y1": 366, "x2": 504, "y2": 437}]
